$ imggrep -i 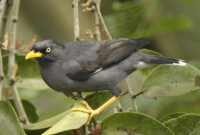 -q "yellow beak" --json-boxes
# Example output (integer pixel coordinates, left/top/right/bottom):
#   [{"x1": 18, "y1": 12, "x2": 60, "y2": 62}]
[{"x1": 25, "y1": 50, "x2": 43, "y2": 59}]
